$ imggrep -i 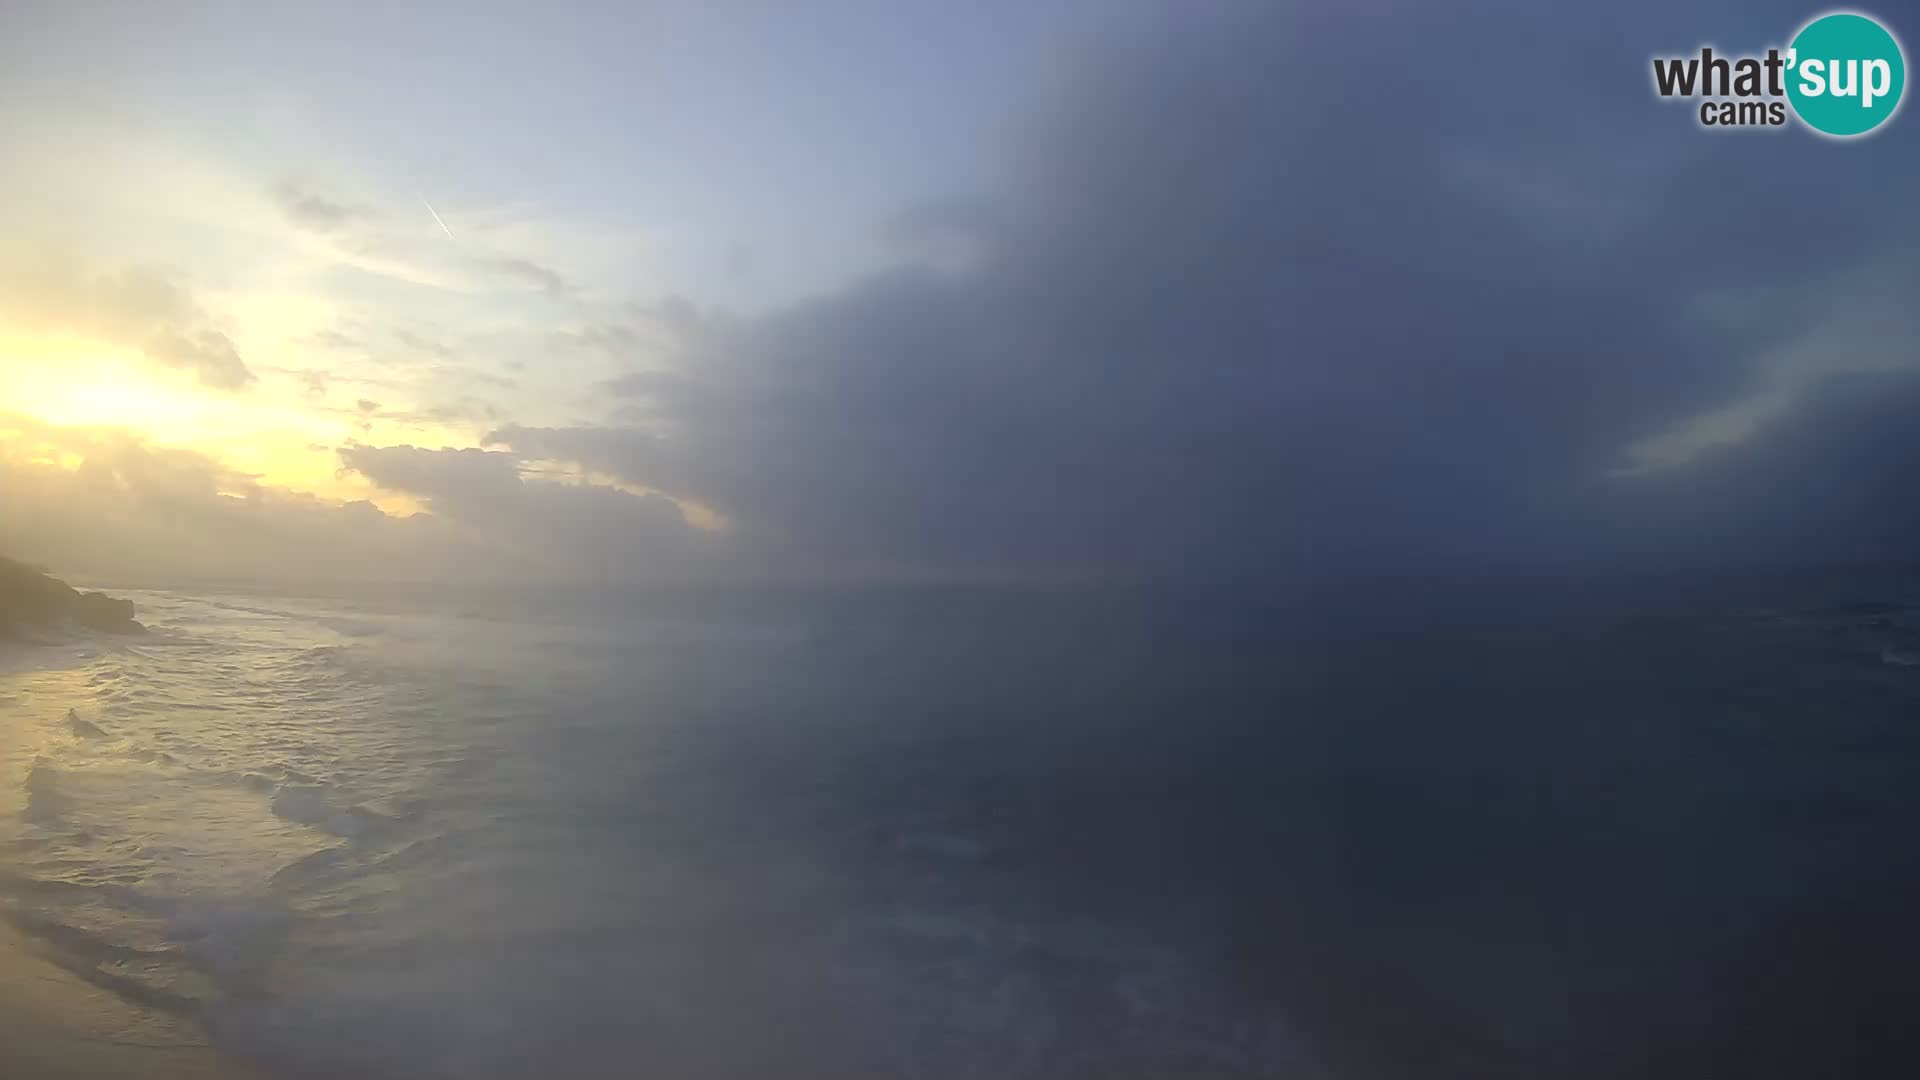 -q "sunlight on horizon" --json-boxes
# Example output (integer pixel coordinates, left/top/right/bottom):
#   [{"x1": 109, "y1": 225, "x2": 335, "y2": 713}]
[{"x1": 0, "y1": 332, "x2": 450, "y2": 515}]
